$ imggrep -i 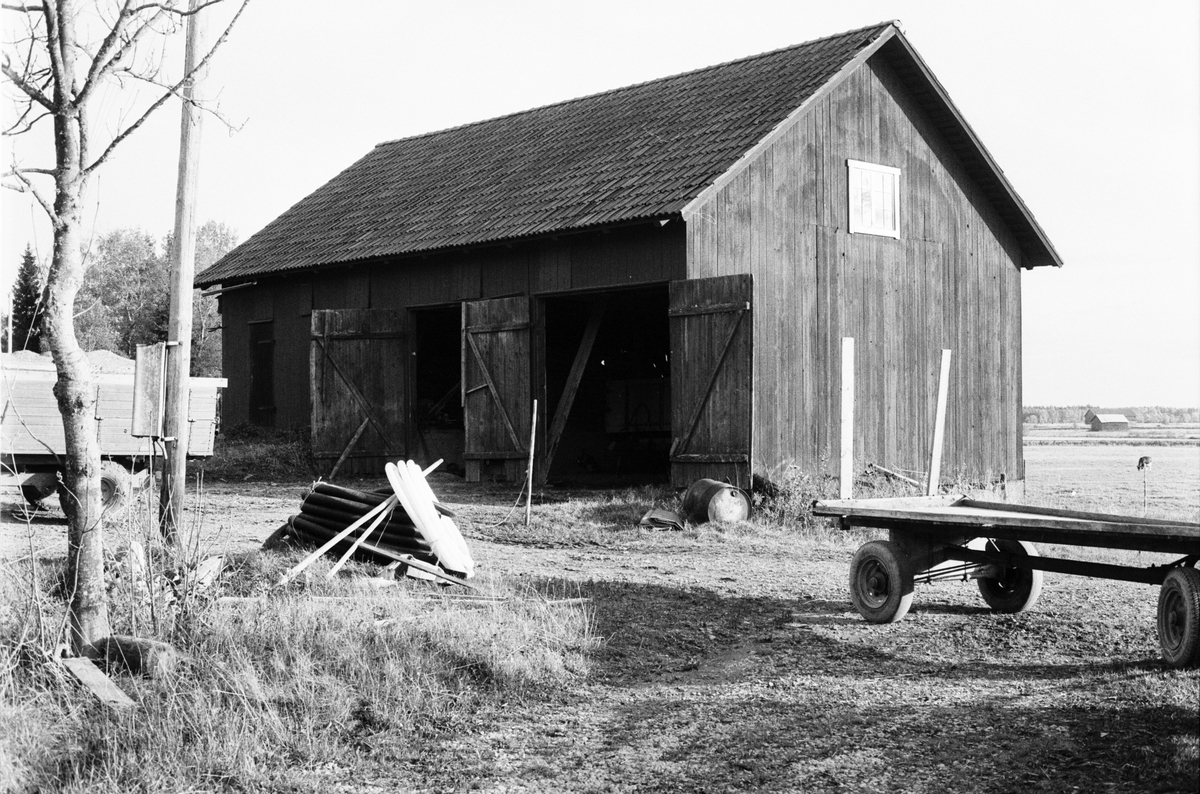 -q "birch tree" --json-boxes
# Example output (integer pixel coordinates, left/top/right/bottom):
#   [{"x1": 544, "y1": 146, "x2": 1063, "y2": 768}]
[{"x1": 2, "y1": 0, "x2": 249, "y2": 654}]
